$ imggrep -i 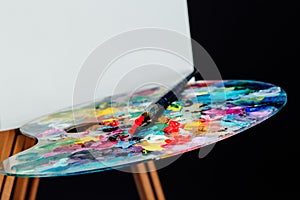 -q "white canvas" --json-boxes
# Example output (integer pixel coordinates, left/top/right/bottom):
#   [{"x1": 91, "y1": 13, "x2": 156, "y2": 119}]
[{"x1": 0, "y1": 0, "x2": 193, "y2": 131}]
